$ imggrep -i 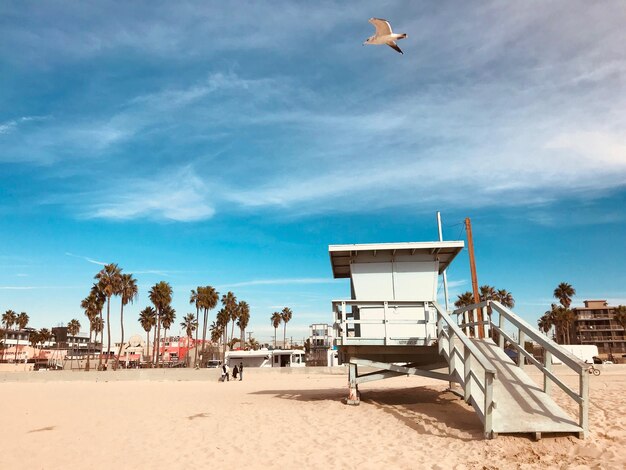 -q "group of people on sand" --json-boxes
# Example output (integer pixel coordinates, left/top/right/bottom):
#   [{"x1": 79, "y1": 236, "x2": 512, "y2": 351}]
[{"x1": 220, "y1": 362, "x2": 243, "y2": 382}]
